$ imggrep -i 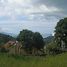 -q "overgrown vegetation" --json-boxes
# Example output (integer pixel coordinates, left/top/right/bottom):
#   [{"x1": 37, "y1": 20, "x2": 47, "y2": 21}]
[
  {"x1": 55, "y1": 18, "x2": 67, "y2": 49},
  {"x1": 0, "y1": 52, "x2": 67, "y2": 67},
  {"x1": 17, "y1": 29, "x2": 45, "y2": 55},
  {"x1": 46, "y1": 18, "x2": 67, "y2": 55}
]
